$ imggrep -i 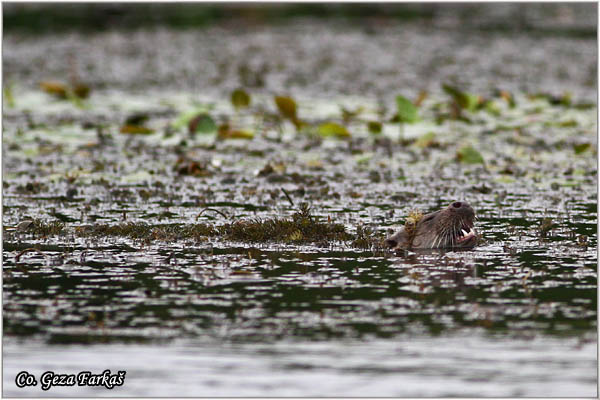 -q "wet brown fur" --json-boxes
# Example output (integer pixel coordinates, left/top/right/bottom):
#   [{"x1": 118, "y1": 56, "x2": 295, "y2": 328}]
[{"x1": 385, "y1": 201, "x2": 477, "y2": 250}]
